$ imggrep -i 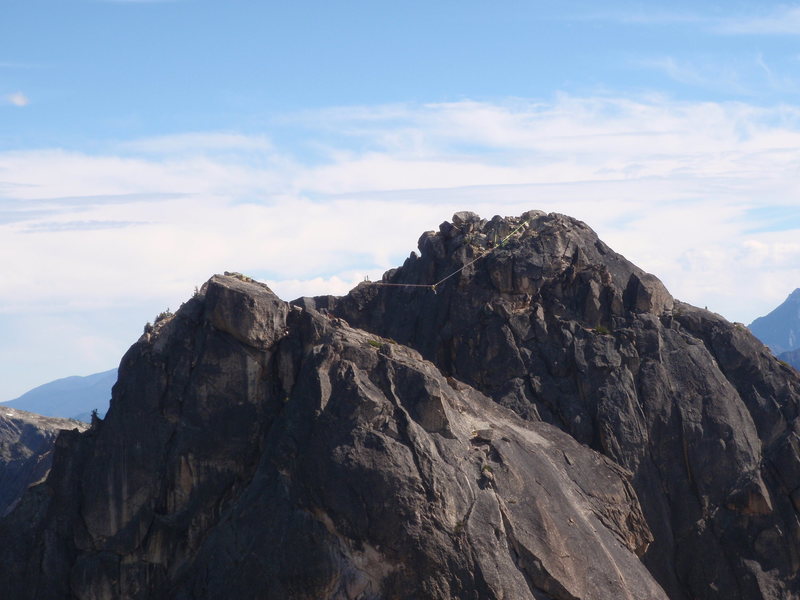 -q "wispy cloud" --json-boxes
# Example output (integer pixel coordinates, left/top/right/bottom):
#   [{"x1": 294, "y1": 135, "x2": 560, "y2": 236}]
[
  {"x1": 743, "y1": 205, "x2": 800, "y2": 233},
  {"x1": 636, "y1": 57, "x2": 750, "y2": 95},
  {"x1": 1, "y1": 97, "x2": 799, "y2": 331},
  {"x1": 635, "y1": 54, "x2": 800, "y2": 97},
  {"x1": 119, "y1": 133, "x2": 273, "y2": 156},
  {"x1": 582, "y1": 5, "x2": 800, "y2": 36},
  {"x1": 0, "y1": 62, "x2": 43, "y2": 70},
  {"x1": 715, "y1": 6, "x2": 800, "y2": 35},
  {"x1": 582, "y1": 9, "x2": 705, "y2": 27},
  {"x1": 754, "y1": 53, "x2": 800, "y2": 93},
  {"x1": 5, "y1": 92, "x2": 29, "y2": 107},
  {"x1": 22, "y1": 220, "x2": 151, "y2": 233}
]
